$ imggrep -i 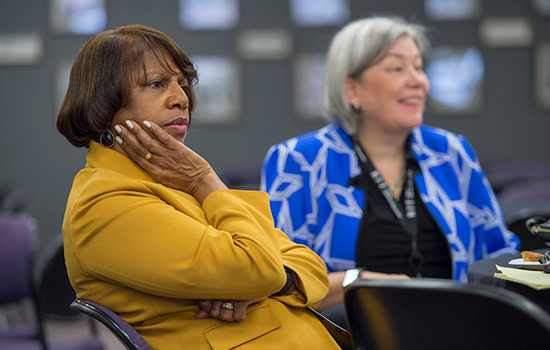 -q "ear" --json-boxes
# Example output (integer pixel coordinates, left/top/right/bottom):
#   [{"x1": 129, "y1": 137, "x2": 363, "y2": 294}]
[{"x1": 345, "y1": 76, "x2": 360, "y2": 106}]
